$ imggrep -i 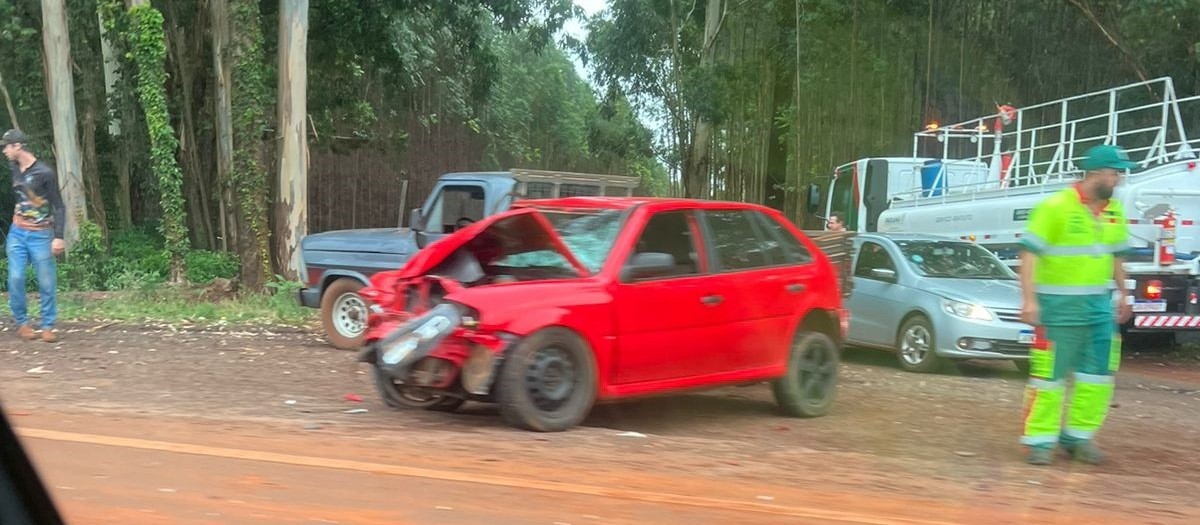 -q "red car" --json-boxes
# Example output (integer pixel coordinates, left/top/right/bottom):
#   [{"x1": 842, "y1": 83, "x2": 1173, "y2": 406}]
[{"x1": 357, "y1": 197, "x2": 847, "y2": 431}]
